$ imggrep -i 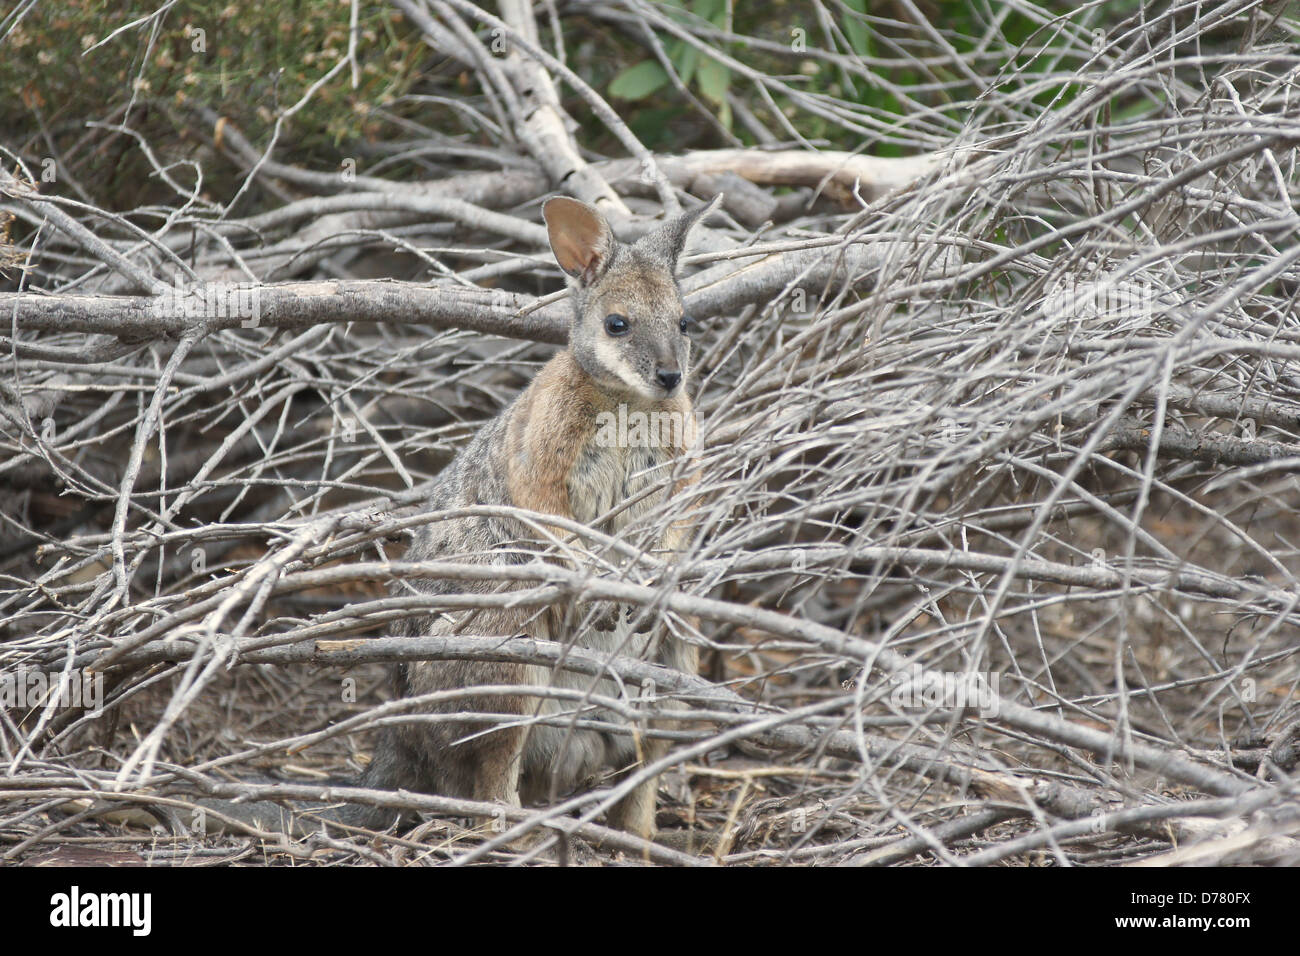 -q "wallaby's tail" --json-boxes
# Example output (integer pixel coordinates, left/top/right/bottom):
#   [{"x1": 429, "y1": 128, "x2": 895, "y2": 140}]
[
  {"x1": 54, "y1": 742, "x2": 412, "y2": 840},
  {"x1": 194, "y1": 710, "x2": 453, "y2": 834},
  {"x1": 187, "y1": 746, "x2": 413, "y2": 838},
  {"x1": 188, "y1": 782, "x2": 402, "y2": 839}
]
